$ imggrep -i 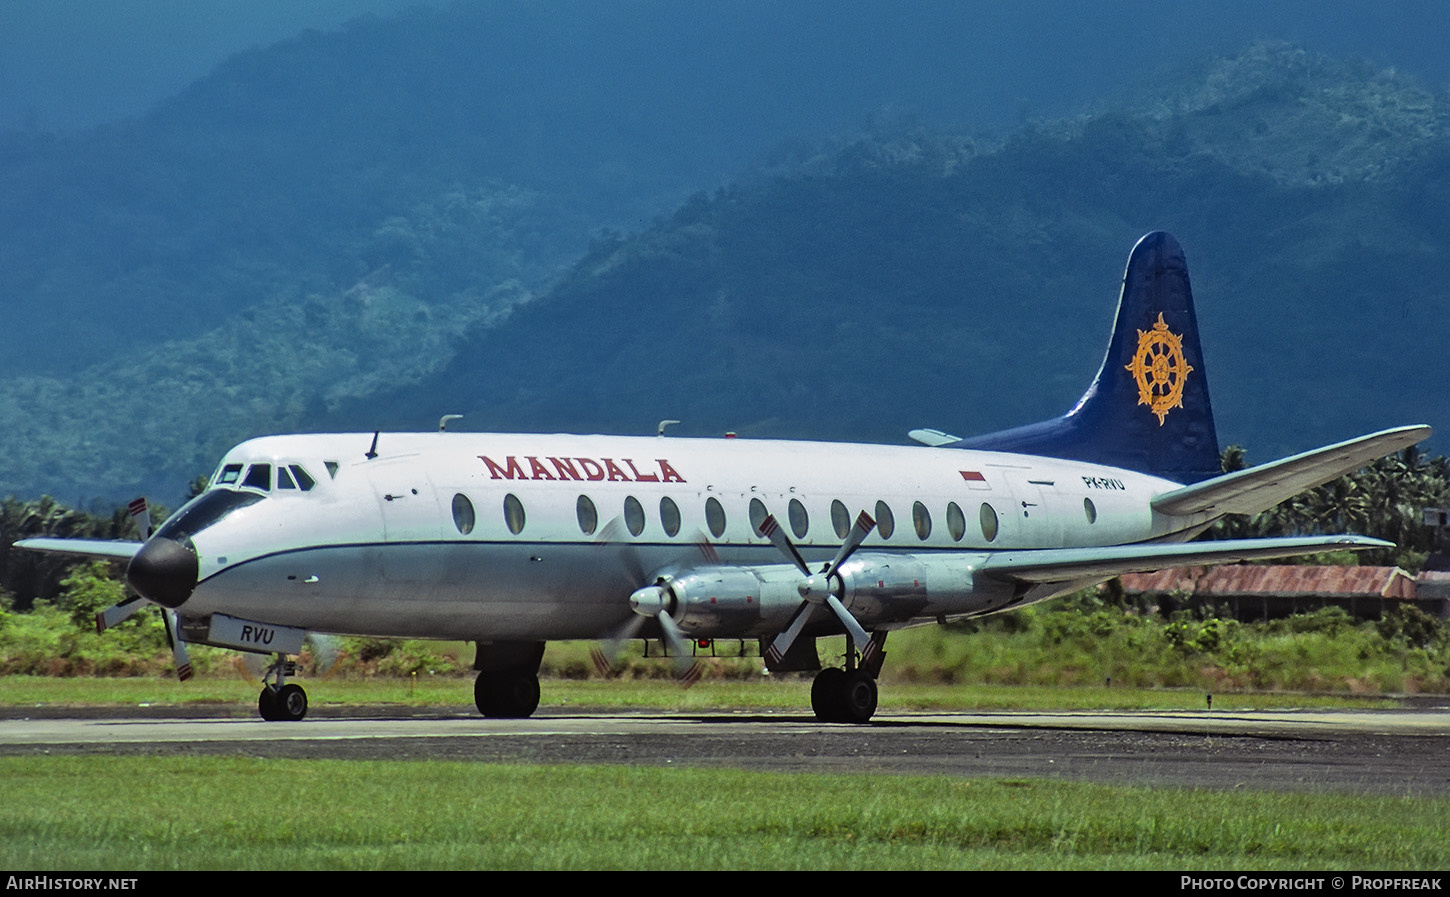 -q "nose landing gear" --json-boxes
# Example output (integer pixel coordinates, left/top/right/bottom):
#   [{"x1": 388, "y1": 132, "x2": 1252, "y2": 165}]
[{"x1": 257, "y1": 656, "x2": 308, "y2": 721}]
